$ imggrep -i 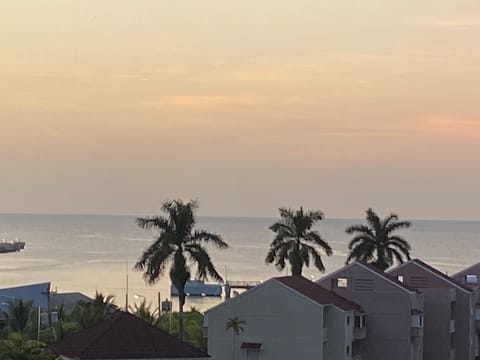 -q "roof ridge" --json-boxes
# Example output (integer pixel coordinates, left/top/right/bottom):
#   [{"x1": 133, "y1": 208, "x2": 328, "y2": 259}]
[
  {"x1": 410, "y1": 259, "x2": 472, "y2": 293},
  {"x1": 78, "y1": 311, "x2": 122, "y2": 358}
]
